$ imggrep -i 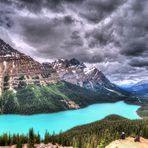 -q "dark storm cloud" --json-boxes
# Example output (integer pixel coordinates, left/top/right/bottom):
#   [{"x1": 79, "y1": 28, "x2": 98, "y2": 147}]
[
  {"x1": 120, "y1": 42, "x2": 148, "y2": 56},
  {"x1": 1, "y1": 0, "x2": 62, "y2": 12},
  {"x1": 0, "y1": 0, "x2": 148, "y2": 83},
  {"x1": 114, "y1": 0, "x2": 148, "y2": 57},
  {"x1": 80, "y1": 0, "x2": 125, "y2": 23},
  {"x1": 64, "y1": 15, "x2": 75, "y2": 24},
  {"x1": 0, "y1": 11, "x2": 13, "y2": 28},
  {"x1": 63, "y1": 31, "x2": 83, "y2": 47},
  {"x1": 1, "y1": 0, "x2": 85, "y2": 13},
  {"x1": 85, "y1": 21, "x2": 114, "y2": 47},
  {"x1": 129, "y1": 58, "x2": 148, "y2": 67},
  {"x1": 0, "y1": 3, "x2": 14, "y2": 28}
]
